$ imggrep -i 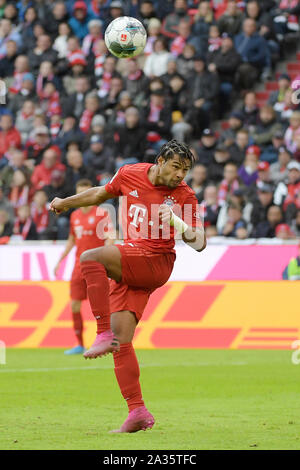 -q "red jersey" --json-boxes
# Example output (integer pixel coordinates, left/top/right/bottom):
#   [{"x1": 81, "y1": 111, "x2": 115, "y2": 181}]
[
  {"x1": 105, "y1": 163, "x2": 201, "y2": 253},
  {"x1": 70, "y1": 206, "x2": 112, "y2": 266}
]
